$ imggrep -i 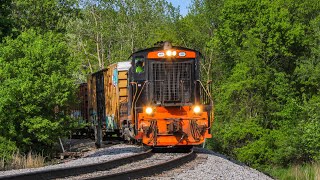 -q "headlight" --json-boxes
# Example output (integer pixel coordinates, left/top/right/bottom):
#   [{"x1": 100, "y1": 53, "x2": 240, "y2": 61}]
[
  {"x1": 166, "y1": 50, "x2": 172, "y2": 56},
  {"x1": 166, "y1": 50, "x2": 176, "y2": 57},
  {"x1": 172, "y1": 51, "x2": 177, "y2": 56},
  {"x1": 146, "y1": 107, "x2": 153, "y2": 115},
  {"x1": 193, "y1": 105, "x2": 201, "y2": 114}
]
